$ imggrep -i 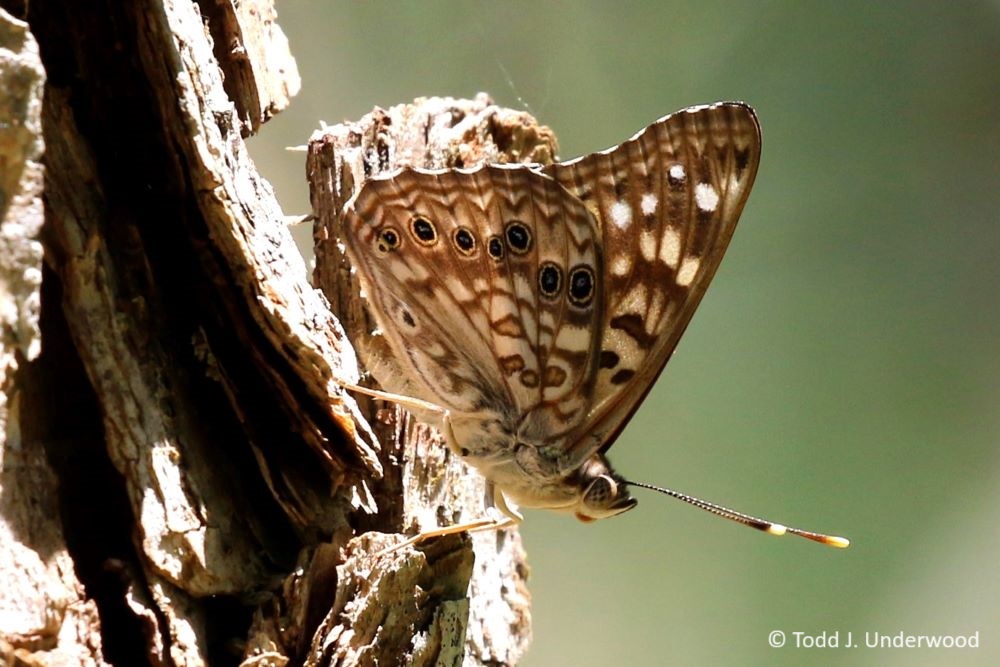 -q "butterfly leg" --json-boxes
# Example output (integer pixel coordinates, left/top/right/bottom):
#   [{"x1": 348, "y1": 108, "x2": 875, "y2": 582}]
[
  {"x1": 333, "y1": 377, "x2": 448, "y2": 417},
  {"x1": 375, "y1": 511, "x2": 519, "y2": 557},
  {"x1": 374, "y1": 484, "x2": 521, "y2": 557},
  {"x1": 488, "y1": 482, "x2": 524, "y2": 522},
  {"x1": 336, "y1": 380, "x2": 522, "y2": 553}
]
